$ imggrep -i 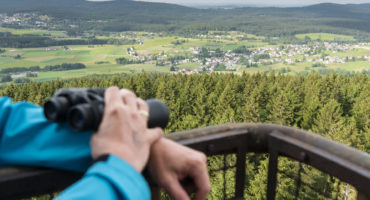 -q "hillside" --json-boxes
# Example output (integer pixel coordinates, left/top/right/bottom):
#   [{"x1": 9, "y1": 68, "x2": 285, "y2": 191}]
[
  {"x1": 0, "y1": 0, "x2": 196, "y2": 19},
  {"x1": 1, "y1": 1, "x2": 370, "y2": 39}
]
